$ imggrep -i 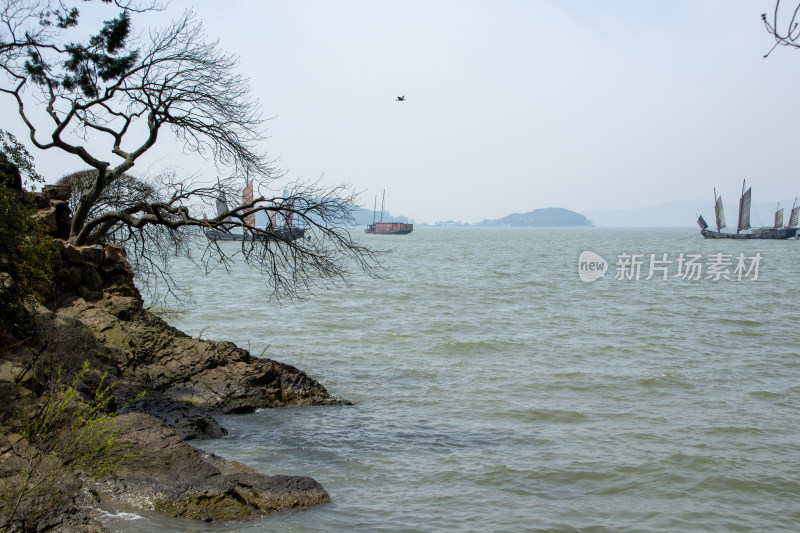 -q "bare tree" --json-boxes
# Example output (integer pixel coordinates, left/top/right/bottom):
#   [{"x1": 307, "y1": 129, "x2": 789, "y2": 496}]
[
  {"x1": 0, "y1": 1, "x2": 380, "y2": 298},
  {"x1": 762, "y1": 1, "x2": 800, "y2": 56}
]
